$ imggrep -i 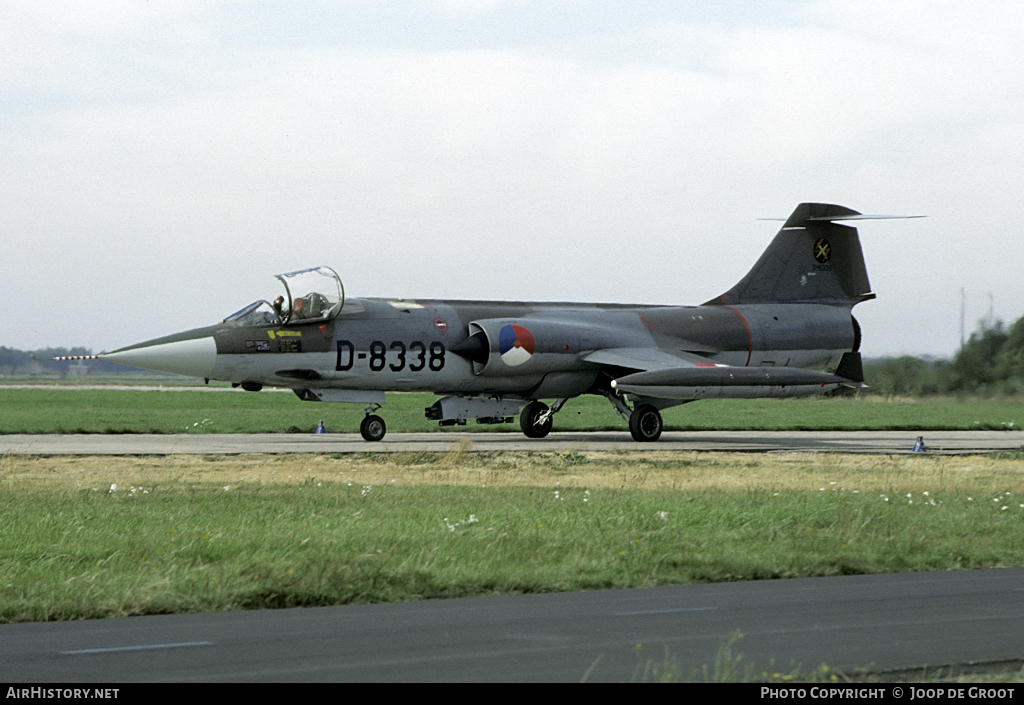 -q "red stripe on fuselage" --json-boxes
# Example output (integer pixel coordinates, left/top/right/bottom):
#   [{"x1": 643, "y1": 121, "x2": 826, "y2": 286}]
[{"x1": 724, "y1": 306, "x2": 752, "y2": 366}]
